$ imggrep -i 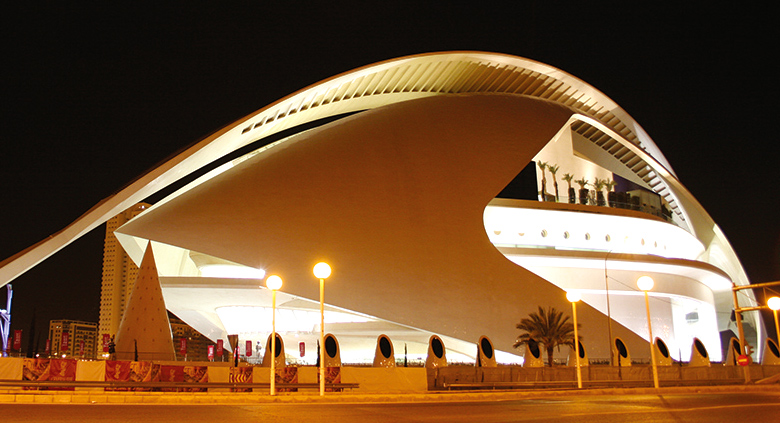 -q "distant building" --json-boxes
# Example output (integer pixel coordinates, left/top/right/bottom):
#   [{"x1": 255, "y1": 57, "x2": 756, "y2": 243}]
[
  {"x1": 48, "y1": 320, "x2": 98, "y2": 359},
  {"x1": 98, "y1": 203, "x2": 150, "y2": 338},
  {"x1": 169, "y1": 313, "x2": 212, "y2": 362}
]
